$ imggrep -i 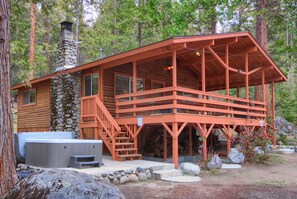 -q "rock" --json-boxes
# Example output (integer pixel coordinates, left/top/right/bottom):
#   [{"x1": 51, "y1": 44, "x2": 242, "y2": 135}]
[
  {"x1": 101, "y1": 172, "x2": 107, "y2": 178},
  {"x1": 136, "y1": 167, "x2": 143, "y2": 173},
  {"x1": 128, "y1": 174, "x2": 139, "y2": 182},
  {"x1": 181, "y1": 162, "x2": 201, "y2": 176},
  {"x1": 228, "y1": 148, "x2": 245, "y2": 164},
  {"x1": 5, "y1": 169, "x2": 124, "y2": 199},
  {"x1": 207, "y1": 155, "x2": 222, "y2": 169},
  {"x1": 125, "y1": 169, "x2": 133, "y2": 174},
  {"x1": 254, "y1": 146, "x2": 264, "y2": 155},
  {"x1": 107, "y1": 174, "x2": 115, "y2": 181},
  {"x1": 116, "y1": 174, "x2": 121, "y2": 180},
  {"x1": 145, "y1": 169, "x2": 151, "y2": 175},
  {"x1": 146, "y1": 173, "x2": 152, "y2": 179},
  {"x1": 112, "y1": 178, "x2": 120, "y2": 185},
  {"x1": 120, "y1": 176, "x2": 128, "y2": 184},
  {"x1": 138, "y1": 173, "x2": 148, "y2": 181}
]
